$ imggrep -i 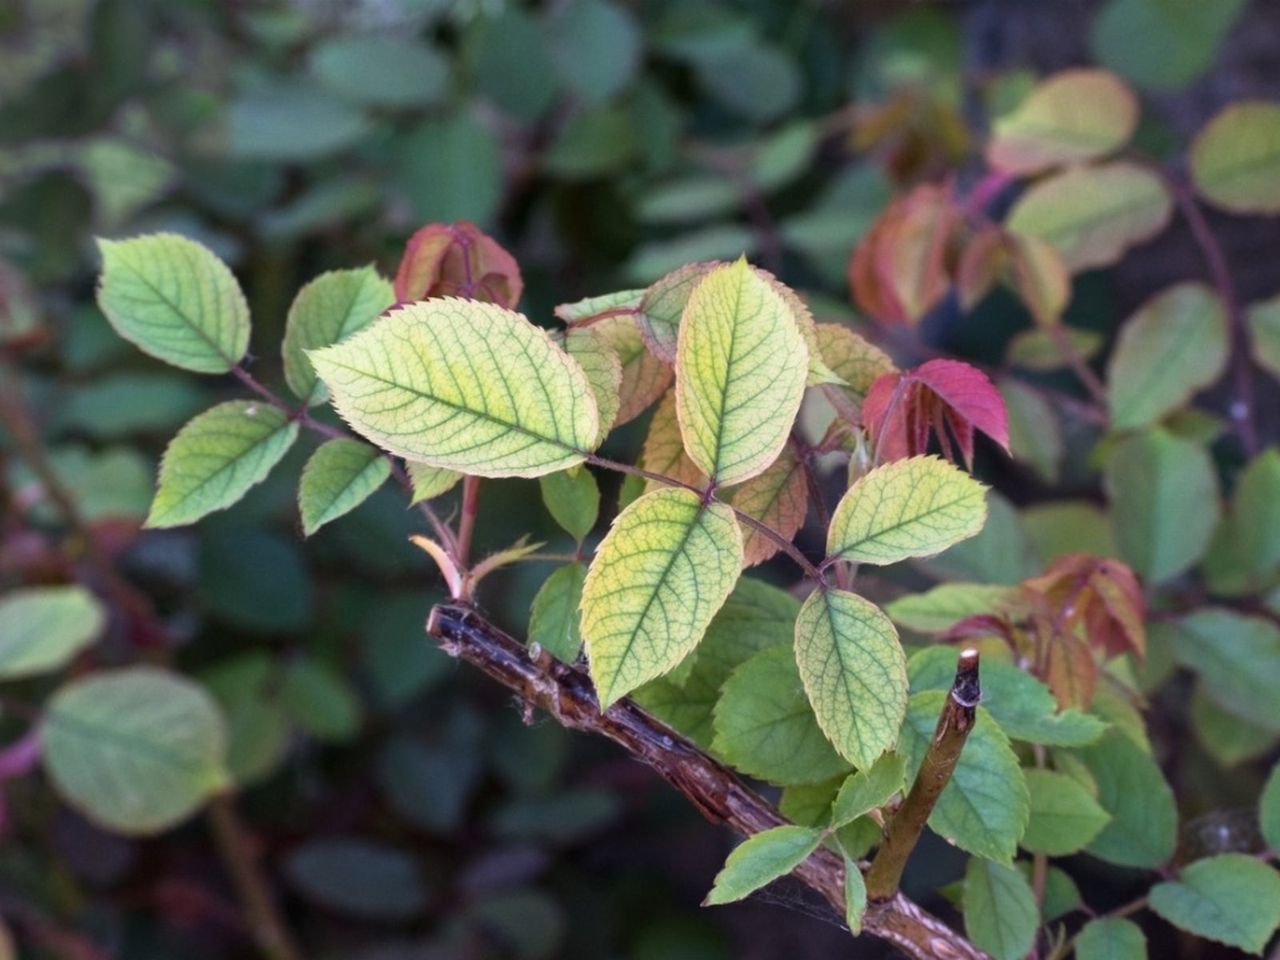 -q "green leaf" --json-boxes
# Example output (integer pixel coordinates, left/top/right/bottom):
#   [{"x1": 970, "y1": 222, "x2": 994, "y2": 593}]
[
  {"x1": 794, "y1": 589, "x2": 907, "y2": 769},
  {"x1": 1191, "y1": 102, "x2": 1280, "y2": 215},
  {"x1": 909, "y1": 646, "x2": 1107, "y2": 747},
  {"x1": 844, "y1": 856, "x2": 867, "y2": 935},
  {"x1": 1006, "y1": 162, "x2": 1172, "y2": 273},
  {"x1": 548, "y1": 0, "x2": 641, "y2": 105},
  {"x1": 464, "y1": 6, "x2": 558, "y2": 122},
  {"x1": 1092, "y1": 0, "x2": 1246, "y2": 91},
  {"x1": 675, "y1": 259, "x2": 808, "y2": 486},
  {"x1": 713, "y1": 645, "x2": 850, "y2": 785},
  {"x1": 1021, "y1": 768, "x2": 1110, "y2": 855},
  {"x1": 528, "y1": 564, "x2": 587, "y2": 664},
  {"x1": 1107, "y1": 283, "x2": 1228, "y2": 431},
  {"x1": 395, "y1": 115, "x2": 502, "y2": 225},
  {"x1": 310, "y1": 300, "x2": 599, "y2": 478},
  {"x1": 962, "y1": 858, "x2": 1039, "y2": 960},
  {"x1": 1001, "y1": 378, "x2": 1063, "y2": 483},
  {"x1": 581, "y1": 488, "x2": 741, "y2": 707},
  {"x1": 405, "y1": 461, "x2": 462, "y2": 504},
  {"x1": 40, "y1": 667, "x2": 228, "y2": 834},
  {"x1": 227, "y1": 82, "x2": 369, "y2": 162},
  {"x1": 827, "y1": 455, "x2": 988, "y2": 565},
  {"x1": 1247, "y1": 294, "x2": 1280, "y2": 380},
  {"x1": 1219, "y1": 448, "x2": 1280, "y2": 587},
  {"x1": 987, "y1": 69, "x2": 1138, "y2": 176},
  {"x1": 1074, "y1": 917, "x2": 1148, "y2": 960},
  {"x1": 95, "y1": 233, "x2": 249, "y2": 373},
  {"x1": 564, "y1": 328, "x2": 622, "y2": 445},
  {"x1": 148, "y1": 401, "x2": 299, "y2": 528},
  {"x1": 704, "y1": 825, "x2": 822, "y2": 906},
  {"x1": 1190, "y1": 688, "x2": 1278, "y2": 767},
  {"x1": 0, "y1": 586, "x2": 105, "y2": 679},
  {"x1": 282, "y1": 658, "x2": 361, "y2": 742},
  {"x1": 1074, "y1": 728, "x2": 1177, "y2": 868},
  {"x1": 1149, "y1": 854, "x2": 1280, "y2": 954},
  {"x1": 539, "y1": 467, "x2": 599, "y2": 542},
  {"x1": 309, "y1": 35, "x2": 449, "y2": 109},
  {"x1": 201, "y1": 653, "x2": 289, "y2": 788},
  {"x1": 282, "y1": 267, "x2": 395, "y2": 406},
  {"x1": 285, "y1": 838, "x2": 428, "y2": 920},
  {"x1": 886, "y1": 582, "x2": 1016, "y2": 635},
  {"x1": 830, "y1": 752, "x2": 906, "y2": 828},
  {"x1": 1169, "y1": 609, "x2": 1280, "y2": 733},
  {"x1": 298, "y1": 438, "x2": 390, "y2": 536},
  {"x1": 1104, "y1": 428, "x2": 1219, "y2": 583},
  {"x1": 1260, "y1": 763, "x2": 1280, "y2": 854},
  {"x1": 900, "y1": 691, "x2": 1029, "y2": 863}
]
